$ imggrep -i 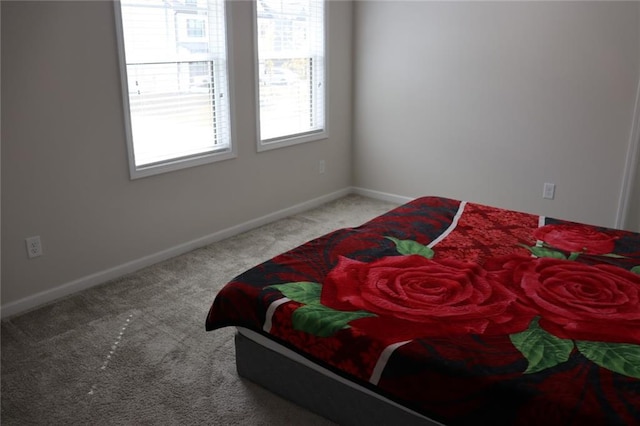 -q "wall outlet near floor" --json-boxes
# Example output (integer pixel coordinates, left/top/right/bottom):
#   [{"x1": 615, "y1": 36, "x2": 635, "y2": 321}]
[
  {"x1": 542, "y1": 182, "x2": 556, "y2": 200},
  {"x1": 319, "y1": 160, "x2": 326, "y2": 174},
  {"x1": 25, "y1": 236, "x2": 43, "y2": 258}
]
